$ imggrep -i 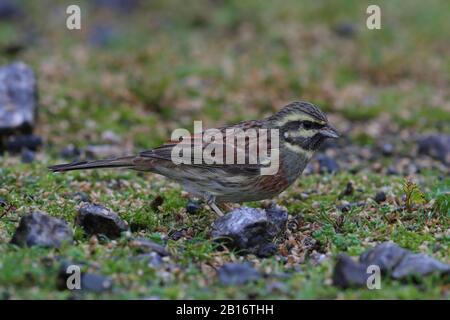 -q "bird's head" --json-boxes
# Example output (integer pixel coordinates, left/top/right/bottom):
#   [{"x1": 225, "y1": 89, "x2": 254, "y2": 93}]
[{"x1": 269, "y1": 101, "x2": 339, "y2": 155}]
